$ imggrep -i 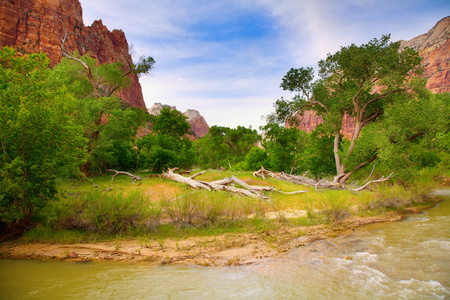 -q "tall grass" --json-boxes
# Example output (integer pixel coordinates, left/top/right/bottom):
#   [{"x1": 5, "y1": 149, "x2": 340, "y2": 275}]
[
  {"x1": 161, "y1": 190, "x2": 269, "y2": 227},
  {"x1": 31, "y1": 187, "x2": 271, "y2": 242},
  {"x1": 27, "y1": 169, "x2": 445, "y2": 243},
  {"x1": 43, "y1": 190, "x2": 161, "y2": 235},
  {"x1": 318, "y1": 191, "x2": 351, "y2": 223}
]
